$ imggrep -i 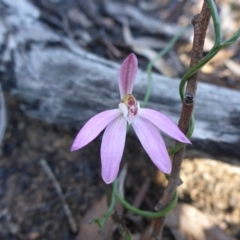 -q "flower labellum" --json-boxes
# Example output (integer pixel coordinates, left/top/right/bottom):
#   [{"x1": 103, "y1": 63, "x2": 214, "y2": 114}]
[{"x1": 71, "y1": 53, "x2": 191, "y2": 184}]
